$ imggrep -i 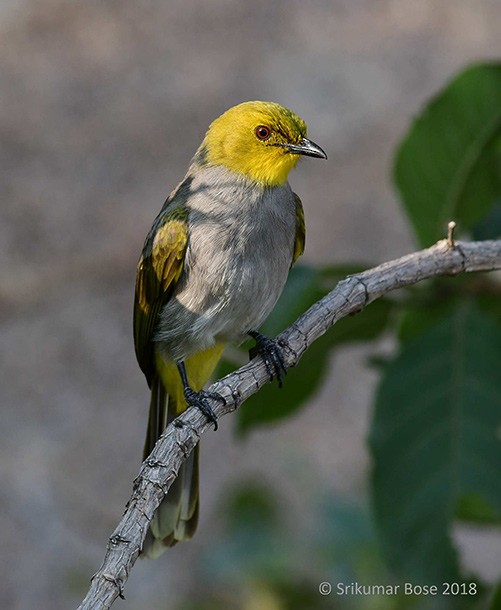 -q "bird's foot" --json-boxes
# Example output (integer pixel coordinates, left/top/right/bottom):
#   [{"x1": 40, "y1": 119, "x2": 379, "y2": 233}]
[
  {"x1": 177, "y1": 361, "x2": 225, "y2": 430},
  {"x1": 248, "y1": 330, "x2": 287, "y2": 388},
  {"x1": 183, "y1": 387, "x2": 225, "y2": 431}
]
